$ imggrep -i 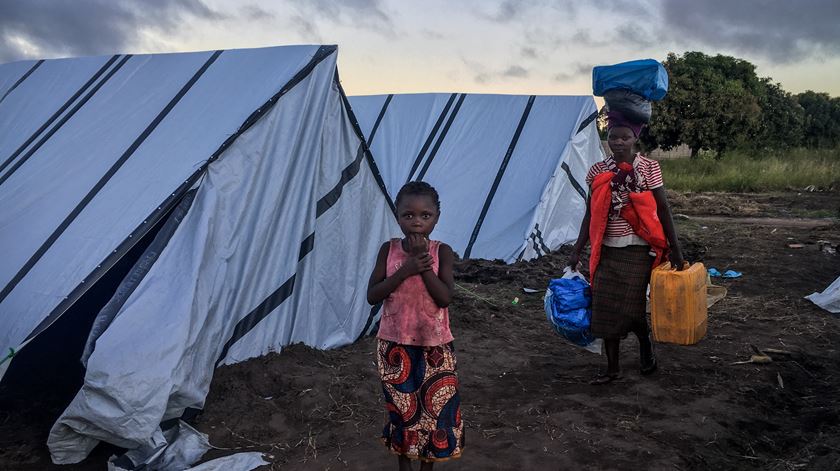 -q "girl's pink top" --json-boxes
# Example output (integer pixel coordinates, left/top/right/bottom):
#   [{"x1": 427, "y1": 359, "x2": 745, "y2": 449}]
[{"x1": 376, "y1": 239, "x2": 454, "y2": 346}]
